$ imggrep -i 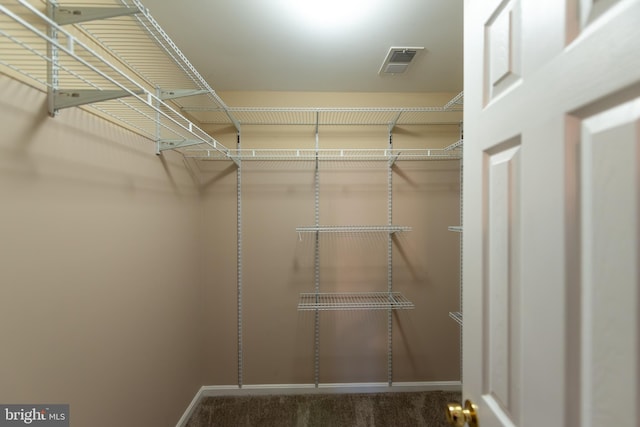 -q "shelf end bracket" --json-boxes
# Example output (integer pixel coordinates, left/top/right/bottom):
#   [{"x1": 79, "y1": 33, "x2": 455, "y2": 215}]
[
  {"x1": 160, "y1": 89, "x2": 209, "y2": 100},
  {"x1": 53, "y1": 6, "x2": 140, "y2": 25},
  {"x1": 52, "y1": 89, "x2": 142, "y2": 112},
  {"x1": 157, "y1": 139, "x2": 206, "y2": 153}
]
